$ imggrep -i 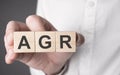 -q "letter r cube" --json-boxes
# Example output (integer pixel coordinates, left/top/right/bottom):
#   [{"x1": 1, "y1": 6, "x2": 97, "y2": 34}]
[{"x1": 56, "y1": 32, "x2": 76, "y2": 52}]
